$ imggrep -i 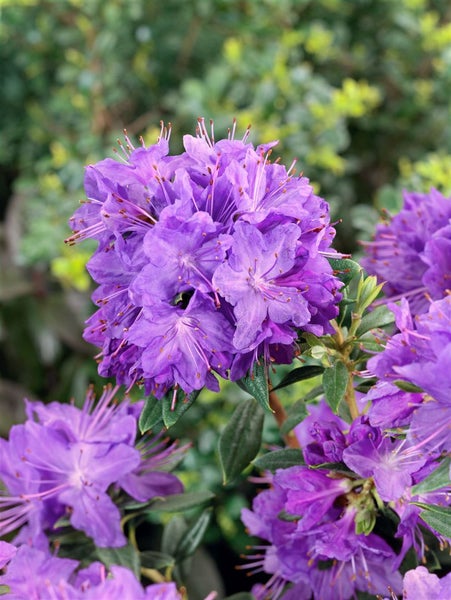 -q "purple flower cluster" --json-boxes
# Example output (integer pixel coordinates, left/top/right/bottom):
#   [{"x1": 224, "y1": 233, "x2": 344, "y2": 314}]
[
  {"x1": 242, "y1": 400, "x2": 451, "y2": 599},
  {"x1": 368, "y1": 294, "x2": 451, "y2": 456},
  {"x1": 0, "y1": 541, "x2": 185, "y2": 599},
  {"x1": 0, "y1": 386, "x2": 186, "y2": 549},
  {"x1": 67, "y1": 120, "x2": 342, "y2": 398},
  {"x1": 361, "y1": 188, "x2": 451, "y2": 315},
  {"x1": 242, "y1": 470, "x2": 402, "y2": 599}
]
